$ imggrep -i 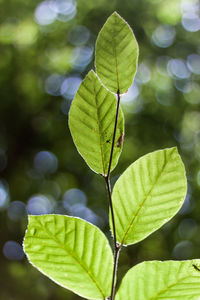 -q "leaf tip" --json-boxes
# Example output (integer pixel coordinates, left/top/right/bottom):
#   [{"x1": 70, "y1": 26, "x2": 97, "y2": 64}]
[
  {"x1": 109, "y1": 11, "x2": 126, "y2": 25},
  {"x1": 88, "y1": 69, "x2": 96, "y2": 76},
  {"x1": 164, "y1": 146, "x2": 179, "y2": 158},
  {"x1": 170, "y1": 146, "x2": 178, "y2": 152},
  {"x1": 111, "y1": 11, "x2": 120, "y2": 17}
]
